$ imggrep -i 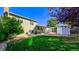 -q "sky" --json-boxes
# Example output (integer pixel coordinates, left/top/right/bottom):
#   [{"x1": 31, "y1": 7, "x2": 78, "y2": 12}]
[
  {"x1": 0, "y1": 7, "x2": 4, "y2": 15},
  {"x1": 0, "y1": 7, "x2": 49, "y2": 26}
]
